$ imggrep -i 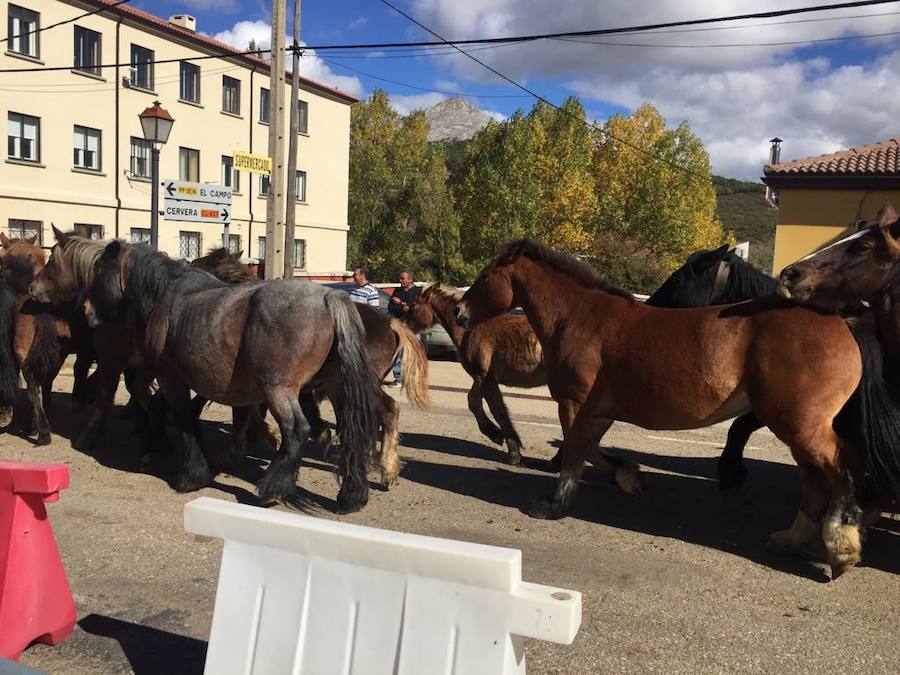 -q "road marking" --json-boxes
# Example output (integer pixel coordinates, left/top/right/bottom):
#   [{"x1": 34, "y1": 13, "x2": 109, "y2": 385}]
[
  {"x1": 645, "y1": 435, "x2": 763, "y2": 451},
  {"x1": 517, "y1": 421, "x2": 560, "y2": 428}
]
